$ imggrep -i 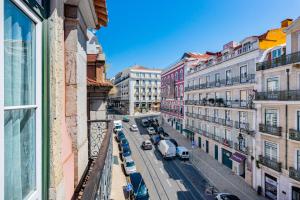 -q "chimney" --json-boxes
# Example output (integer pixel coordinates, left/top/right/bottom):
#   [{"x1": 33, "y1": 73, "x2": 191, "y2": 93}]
[{"x1": 281, "y1": 18, "x2": 293, "y2": 28}]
